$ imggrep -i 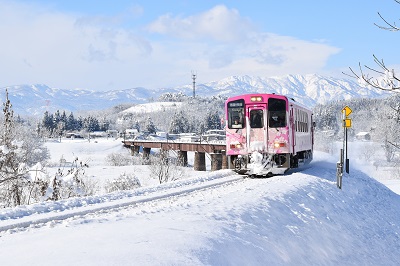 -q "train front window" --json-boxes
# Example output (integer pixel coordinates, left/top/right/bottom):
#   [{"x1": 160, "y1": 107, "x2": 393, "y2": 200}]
[
  {"x1": 268, "y1": 98, "x2": 287, "y2": 128},
  {"x1": 227, "y1": 100, "x2": 245, "y2": 129},
  {"x1": 250, "y1": 109, "x2": 263, "y2": 128}
]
